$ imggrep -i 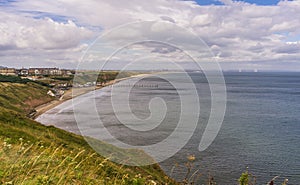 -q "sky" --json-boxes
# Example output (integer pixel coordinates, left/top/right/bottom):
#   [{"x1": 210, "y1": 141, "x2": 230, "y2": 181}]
[
  {"x1": 195, "y1": 0, "x2": 281, "y2": 5},
  {"x1": 0, "y1": 0, "x2": 300, "y2": 71}
]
